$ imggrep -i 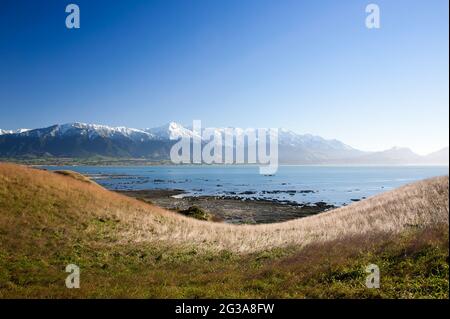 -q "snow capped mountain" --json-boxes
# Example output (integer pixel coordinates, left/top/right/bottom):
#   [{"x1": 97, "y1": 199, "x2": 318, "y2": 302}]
[
  {"x1": 0, "y1": 122, "x2": 367, "y2": 152},
  {"x1": 0, "y1": 122, "x2": 448, "y2": 164},
  {"x1": 0, "y1": 122, "x2": 175, "y2": 158},
  {"x1": 144, "y1": 122, "x2": 200, "y2": 140},
  {"x1": 278, "y1": 129, "x2": 355, "y2": 150},
  {"x1": 57, "y1": 122, "x2": 148, "y2": 138},
  {"x1": 20, "y1": 123, "x2": 156, "y2": 142},
  {"x1": 143, "y1": 124, "x2": 356, "y2": 150}
]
